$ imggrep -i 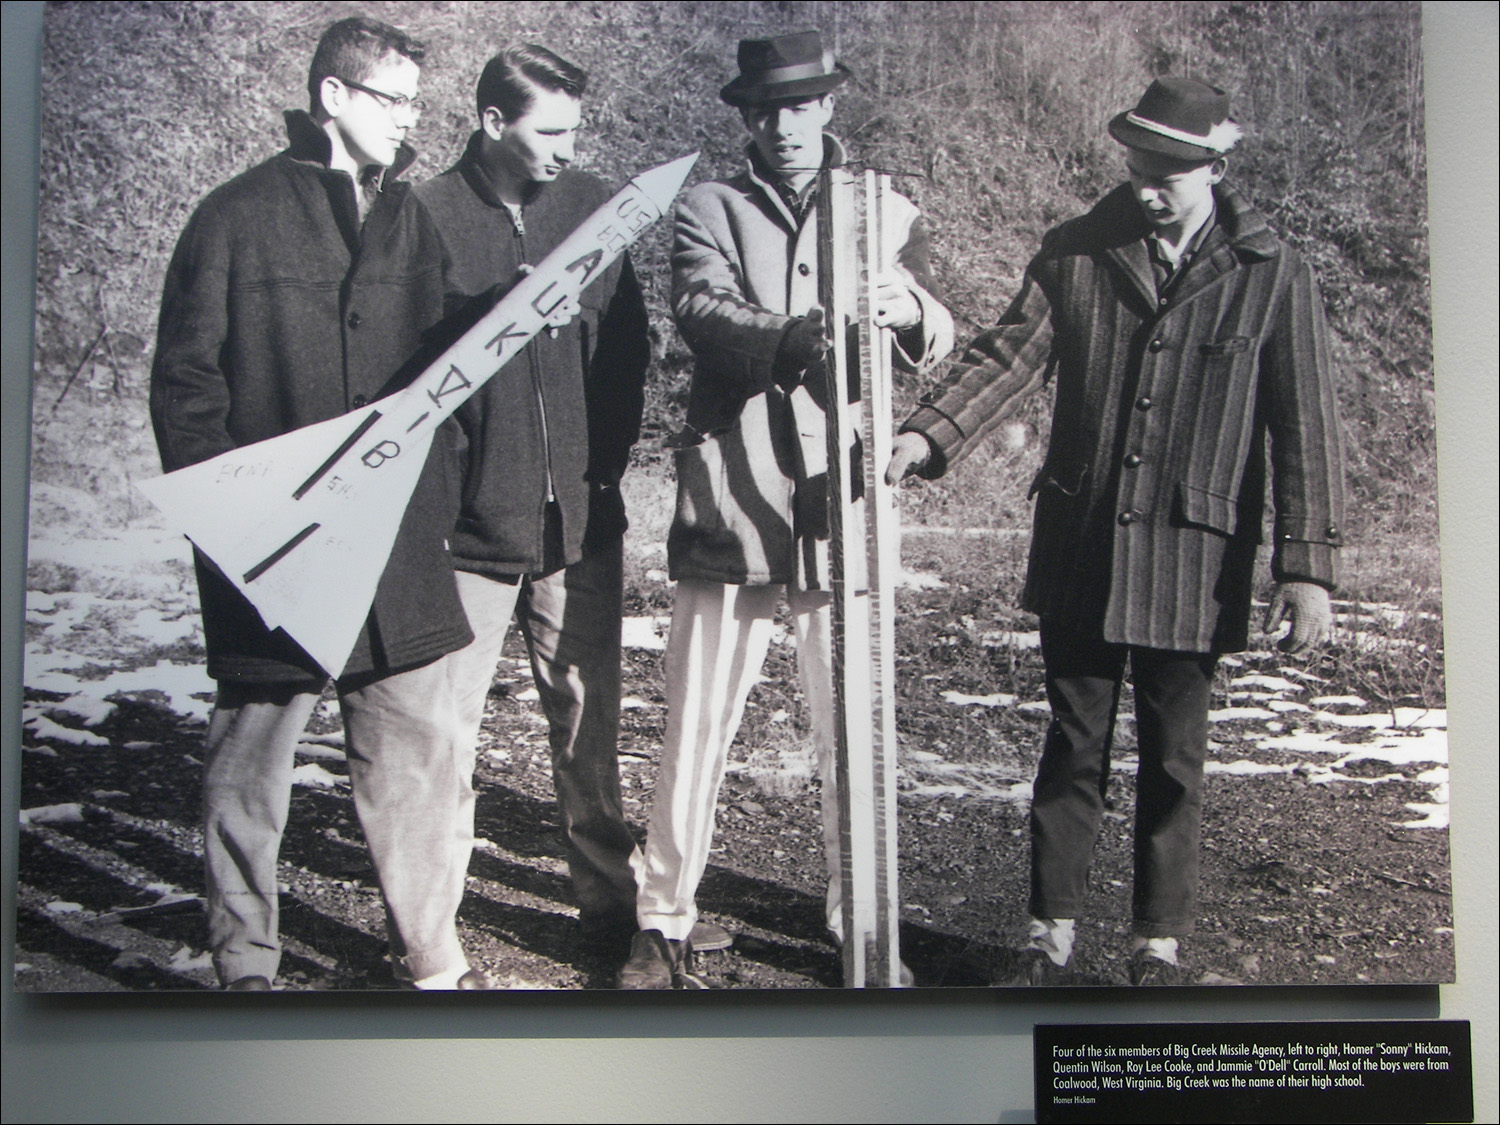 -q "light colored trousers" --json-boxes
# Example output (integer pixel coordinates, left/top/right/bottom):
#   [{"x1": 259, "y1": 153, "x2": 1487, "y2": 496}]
[
  {"x1": 636, "y1": 579, "x2": 843, "y2": 942},
  {"x1": 448, "y1": 545, "x2": 641, "y2": 925},
  {"x1": 203, "y1": 657, "x2": 470, "y2": 985}
]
